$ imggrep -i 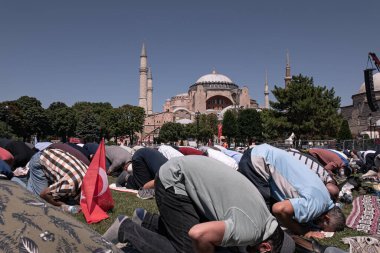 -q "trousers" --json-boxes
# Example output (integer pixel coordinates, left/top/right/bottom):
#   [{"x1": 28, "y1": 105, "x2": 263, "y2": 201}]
[{"x1": 119, "y1": 176, "x2": 237, "y2": 253}]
